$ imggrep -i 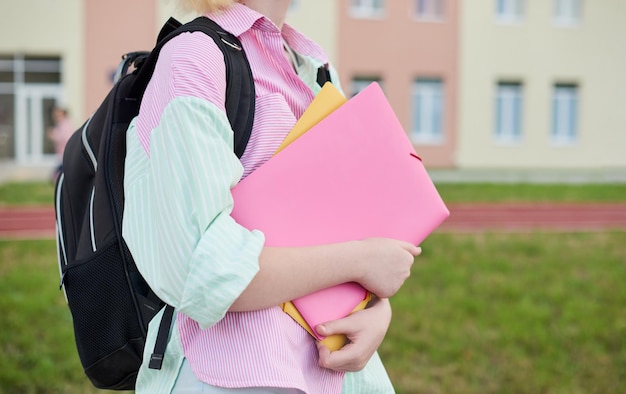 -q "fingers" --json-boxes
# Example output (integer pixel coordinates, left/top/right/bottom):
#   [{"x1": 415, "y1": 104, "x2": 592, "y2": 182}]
[
  {"x1": 316, "y1": 306, "x2": 387, "y2": 372},
  {"x1": 317, "y1": 341, "x2": 366, "y2": 372}
]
